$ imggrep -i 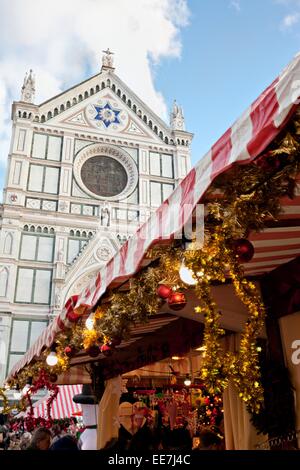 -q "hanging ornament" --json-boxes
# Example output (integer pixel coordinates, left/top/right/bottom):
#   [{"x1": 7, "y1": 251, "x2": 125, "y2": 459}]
[
  {"x1": 157, "y1": 284, "x2": 172, "y2": 299},
  {"x1": 101, "y1": 344, "x2": 113, "y2": 357},
  {"x1": 232, "y1": 239, "x2": 255, "y2": 263},
  {"x1": 49, "y1": 373, "x2": 58, "y2": 383},
  {"x1": 167, "y1": 291, "x2": 187, "y2": 311},
  {"x1": 64, "y1": 346, "x2": 75, "y2": 358},
  {"x1": 86, "y1": 345, "x2": 100, "y2": 358},
  {"x1": 65, "y1": 295, "x2": 80, "y2": 322}
]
